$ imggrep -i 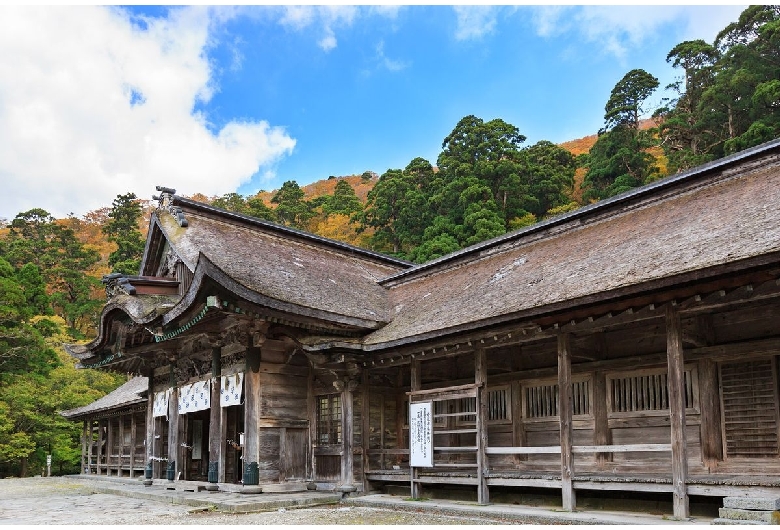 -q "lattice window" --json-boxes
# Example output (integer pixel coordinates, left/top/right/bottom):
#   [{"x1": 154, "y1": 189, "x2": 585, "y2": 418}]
[
  {"x1": 457, "y1": 397, "x2": 477, "y2": 424},
  {"x1": 317, "y1": 394, "x2": 342, "y2": 445},
  {"x1": 487, "y1": 386, "x2": 511, "y2": 423},
  {"x1": 608, "y1": 368, "x2": 697, "y2": 415},
  {"x1": 720, "y1": 358, "x2": 779, "y2": 458},
  {"x1": 522, "y1": 379, "x2": 590, "y2": 419}
]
